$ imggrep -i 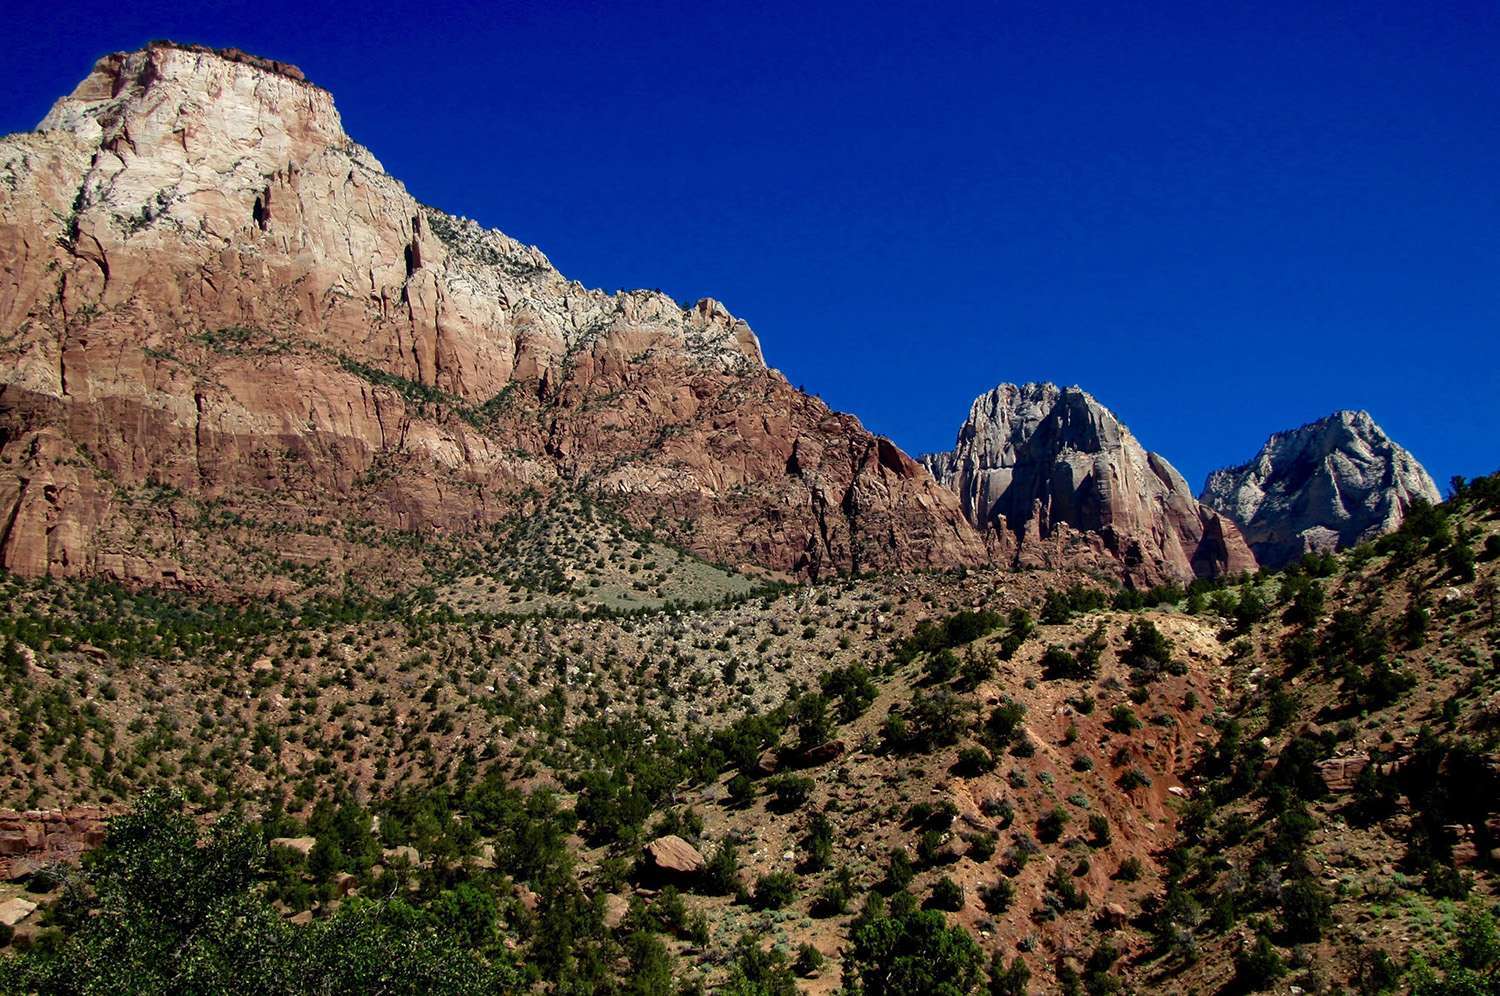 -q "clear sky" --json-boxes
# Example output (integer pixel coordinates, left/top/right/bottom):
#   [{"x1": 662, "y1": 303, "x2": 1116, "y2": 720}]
[{"x1": 6, "y1": 0, "x2": 1497, "y2": 491}]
